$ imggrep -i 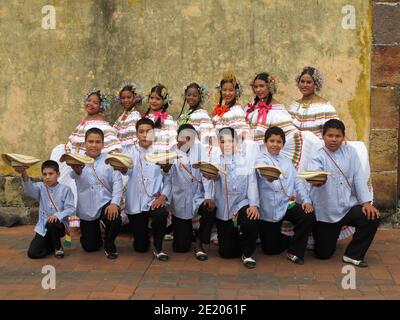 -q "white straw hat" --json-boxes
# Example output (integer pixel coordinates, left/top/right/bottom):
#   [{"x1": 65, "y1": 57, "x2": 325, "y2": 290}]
[
  {"x1": 1, "y1": 153, "x2": 40, "y2": 168},
  {"x1": 255, "y1": 164, "x2": 284, "y2": 180},
  {"x1": 105, "y1": 153, "x2": 134, "y2": 169},
  {"x1": 59, "y1": 153, "x2": 94, "y2": 165}
]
